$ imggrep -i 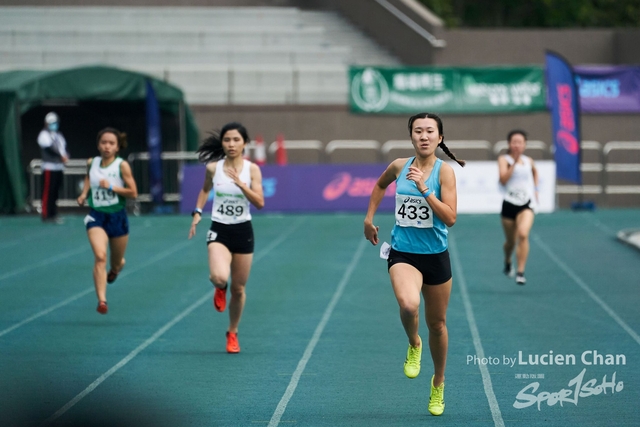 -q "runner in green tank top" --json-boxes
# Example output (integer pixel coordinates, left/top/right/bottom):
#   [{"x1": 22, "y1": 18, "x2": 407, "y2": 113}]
[{"x1": 77, "y1": 128, "x2": 138, "y2": 315}]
